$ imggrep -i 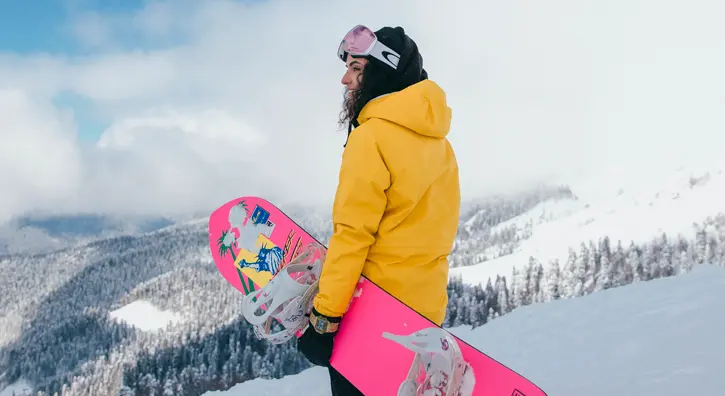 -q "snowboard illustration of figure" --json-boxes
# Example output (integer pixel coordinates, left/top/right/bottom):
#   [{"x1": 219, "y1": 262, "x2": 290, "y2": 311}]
[{"x1": 237, "y1": 242, "x2": 284, "y2": 274}]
